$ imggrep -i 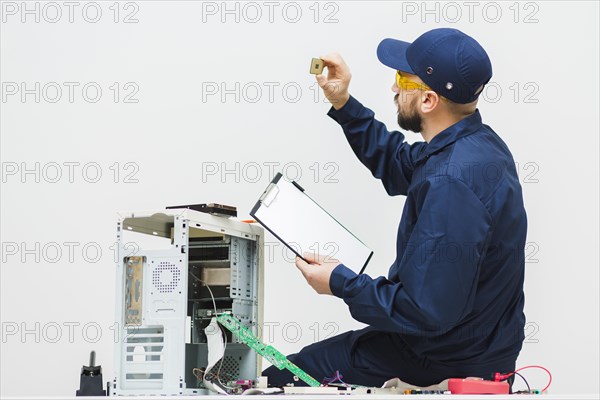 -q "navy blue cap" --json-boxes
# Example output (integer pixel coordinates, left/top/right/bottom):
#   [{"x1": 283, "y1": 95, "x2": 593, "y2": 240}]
[{"x1": 377, "y1": 28, "x2": 492, "y2": 104}]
